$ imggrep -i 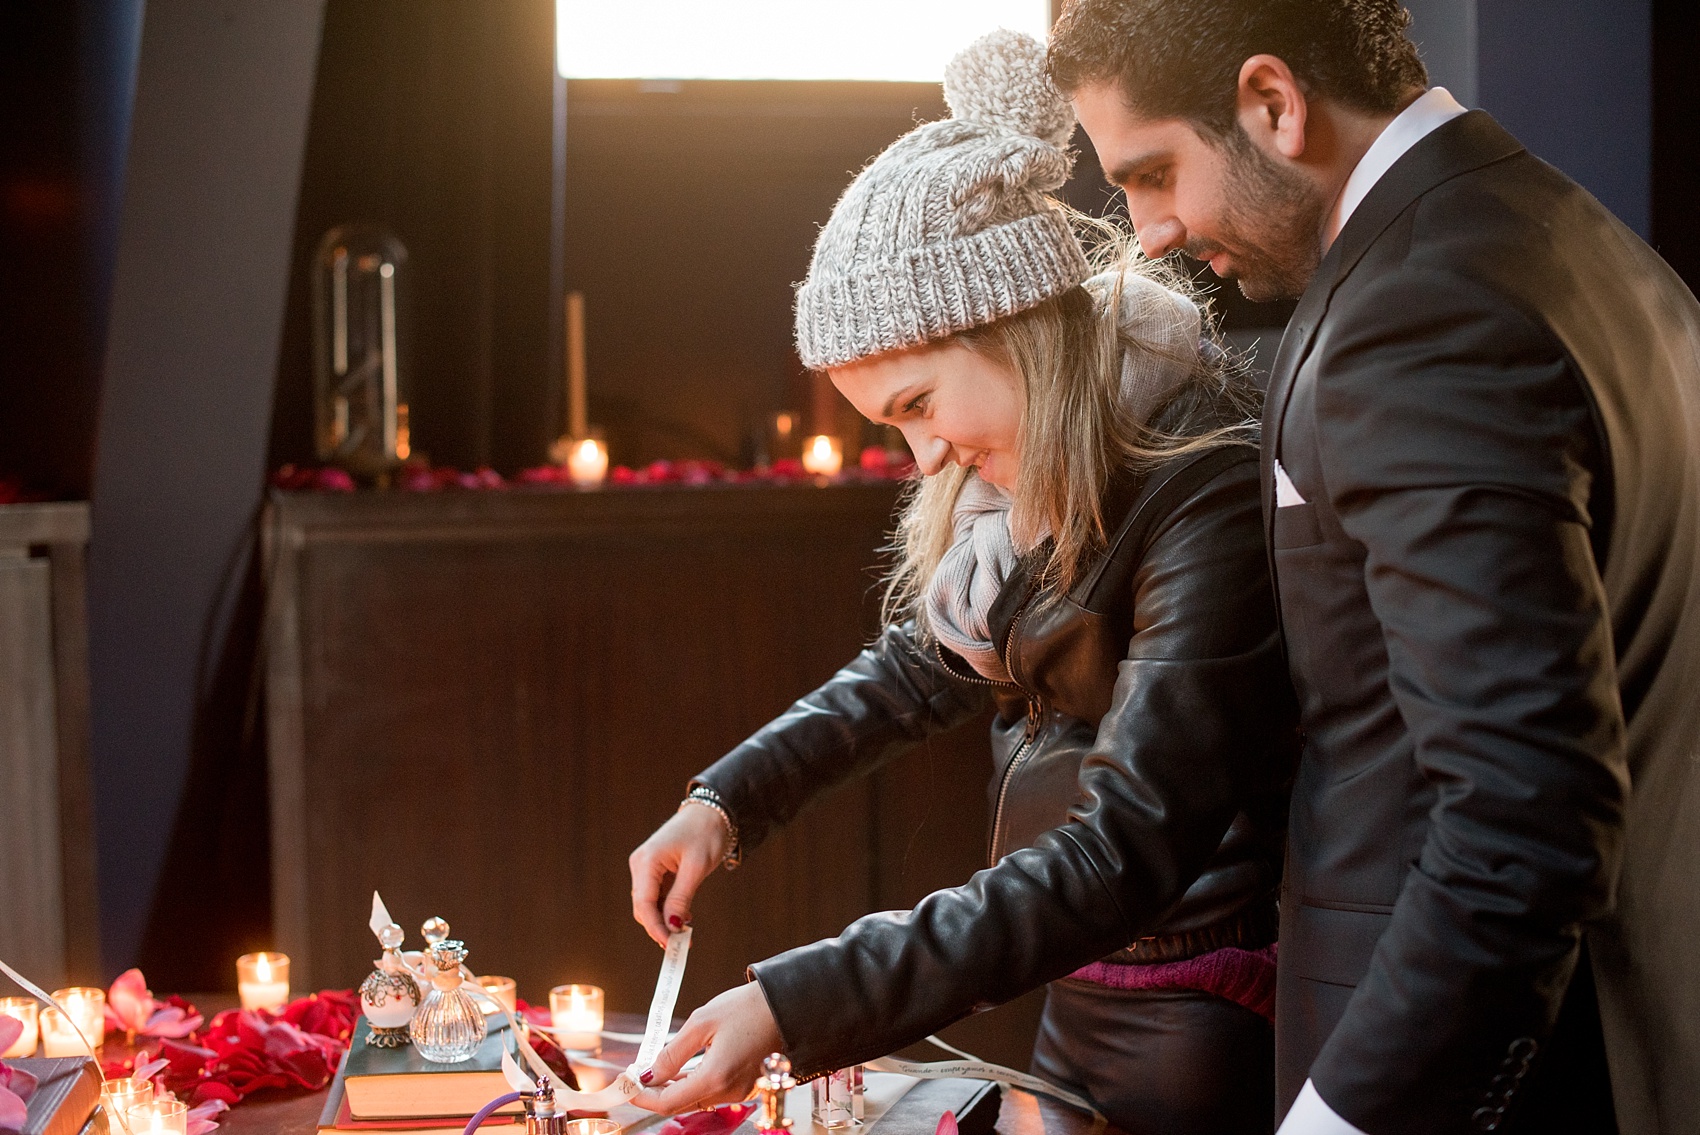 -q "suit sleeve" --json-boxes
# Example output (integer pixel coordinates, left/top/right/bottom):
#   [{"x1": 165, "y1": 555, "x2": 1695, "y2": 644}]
[
  {"x1": 1305, "y1": 268, "x2": 1627, "y2": 1134},
  {"x1": 748, "y1": 456, "x2": 1296, "y2": 1078},
  {"x1": 692, "y1": 622, "x2": 991, "y2": 853}
]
